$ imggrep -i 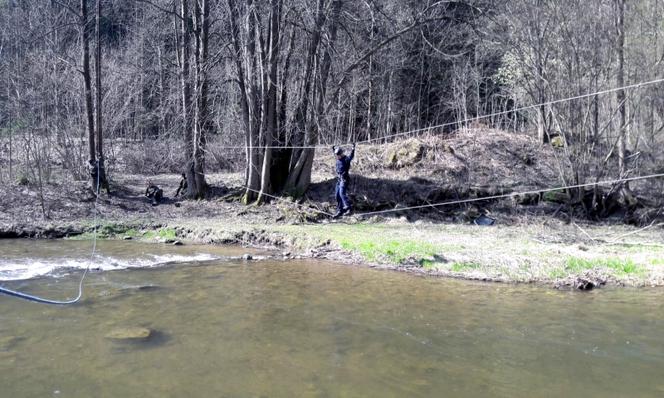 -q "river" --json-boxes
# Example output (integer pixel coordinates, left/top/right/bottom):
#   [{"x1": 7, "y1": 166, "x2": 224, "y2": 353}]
[{"x1": 1, "y1": 239, "x2": 663, "y2": 397}]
